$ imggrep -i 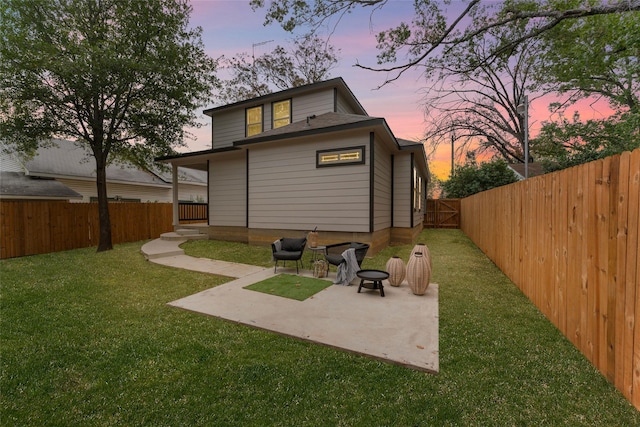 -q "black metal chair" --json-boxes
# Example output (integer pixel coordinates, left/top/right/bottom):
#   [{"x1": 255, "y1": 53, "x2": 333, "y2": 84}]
[
  {"x1": 324, "y1": 242, "x2": 369, "y2": 270},
  {"x1": 272, "y1": 237, "x2": 307, "y2": 274}
]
